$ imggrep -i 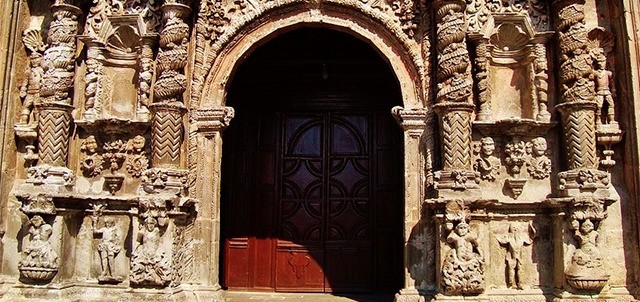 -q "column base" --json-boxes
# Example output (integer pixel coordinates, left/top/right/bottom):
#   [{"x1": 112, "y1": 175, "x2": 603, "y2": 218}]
[{"x1": 395, "y1": 288, "x2": 426, "y2": 302}]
